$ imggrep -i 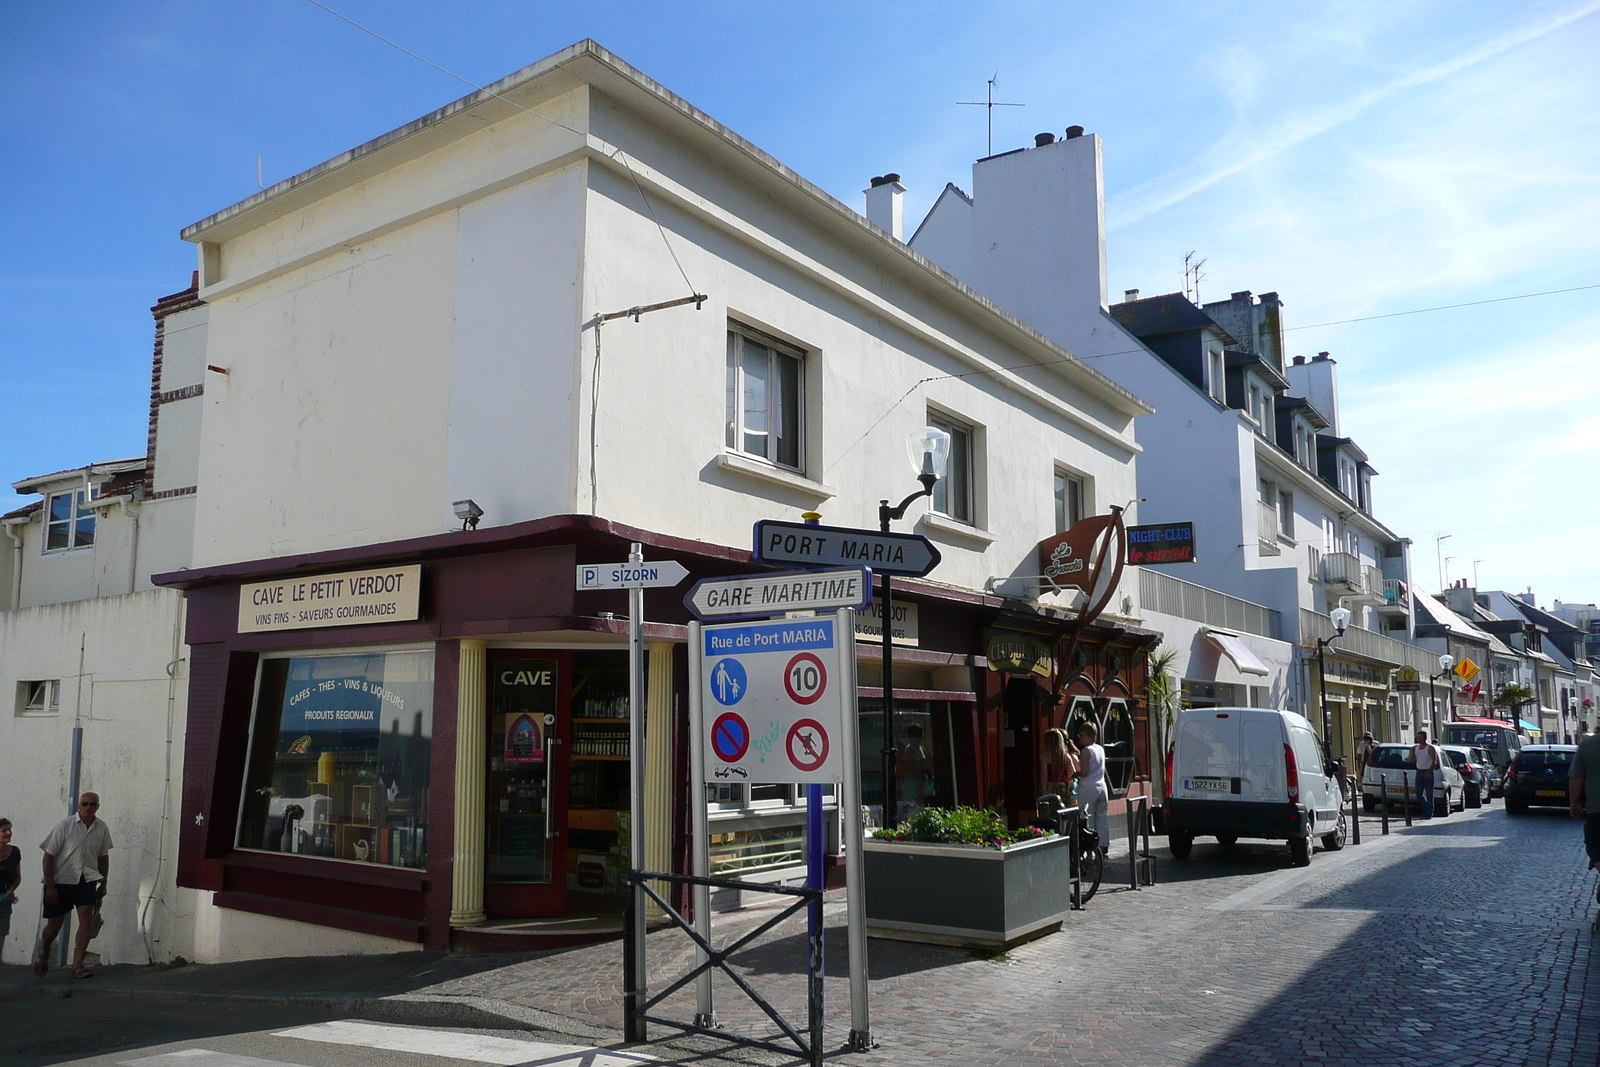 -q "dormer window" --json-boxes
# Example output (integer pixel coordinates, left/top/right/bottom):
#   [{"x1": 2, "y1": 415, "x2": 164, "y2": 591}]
[
  {"x1": 1207, "y1": 347, "x2": 1226, "y2": 403},
  {"x1": 45, "y1": 489, "x2": 95, "y2": 552}
]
